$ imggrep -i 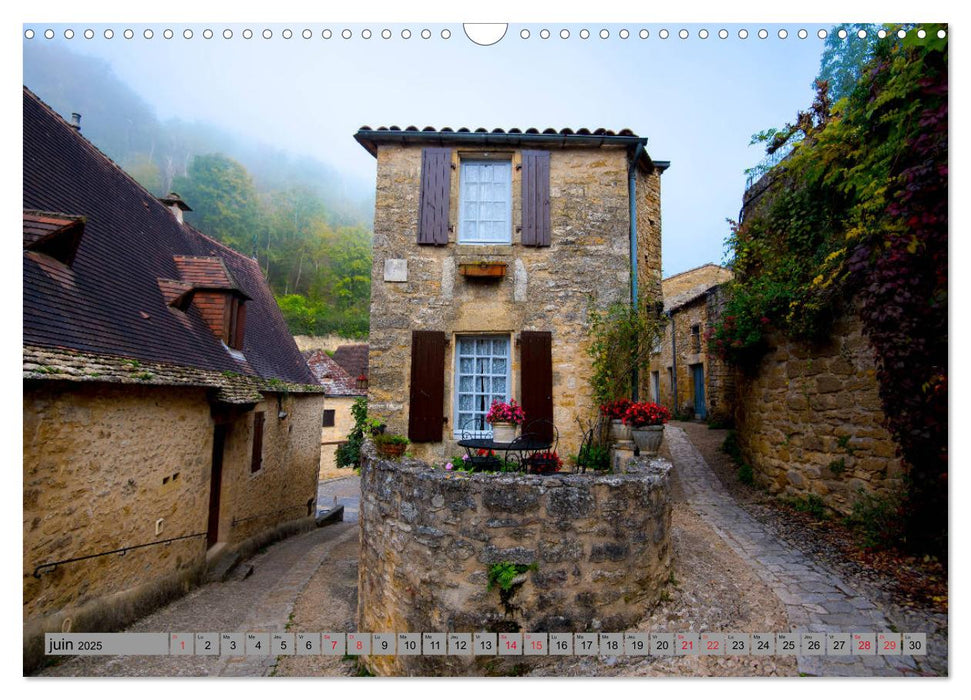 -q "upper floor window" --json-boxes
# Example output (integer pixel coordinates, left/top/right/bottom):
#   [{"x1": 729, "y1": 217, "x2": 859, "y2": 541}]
[
  {"x1": 690, "y1": 324, "x2": 701, "y2": 353},
  {"x1": 458, "y1": 161, "x2": 512, "y2": 244}
]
